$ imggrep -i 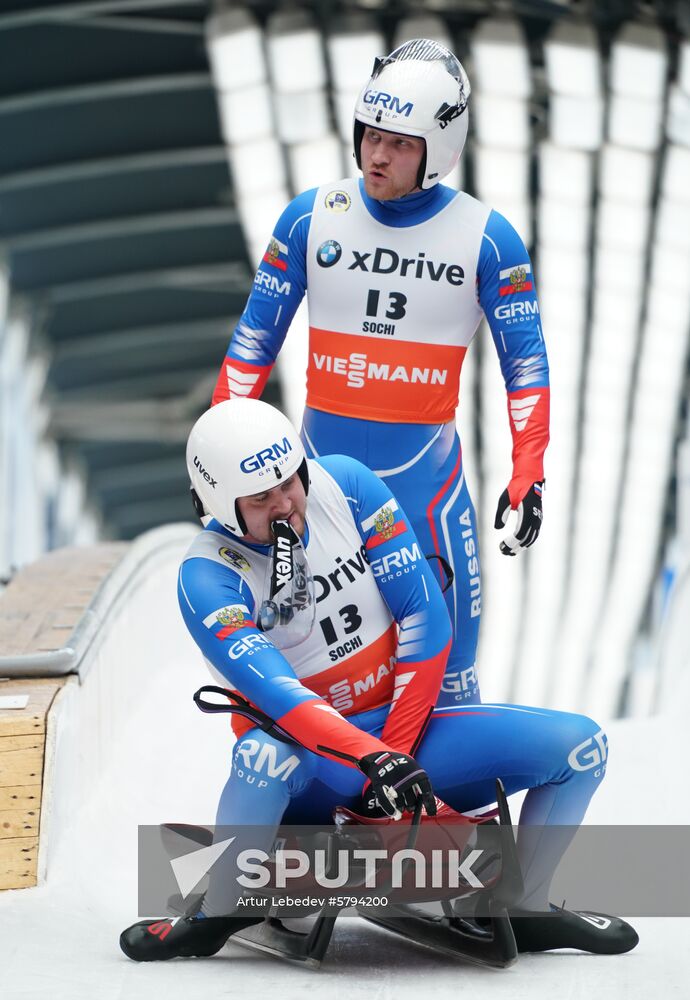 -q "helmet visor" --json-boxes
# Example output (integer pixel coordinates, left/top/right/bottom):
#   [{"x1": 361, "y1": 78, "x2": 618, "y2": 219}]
[{"x1": 257, "y1": 520, "x2": 316, "y2": 649}]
